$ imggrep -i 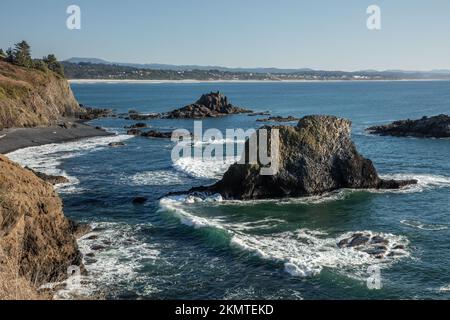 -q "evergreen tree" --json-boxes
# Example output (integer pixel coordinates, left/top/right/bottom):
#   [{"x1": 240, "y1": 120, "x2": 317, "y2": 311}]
[
  {"x1": 0, "y1": 48, "x2": 5, "y2": 58},
  {"x1": 6, "y1": 48, "x2": 14, "y2": 63},
  {"x1": 33, "y1": 59, "x2": 48, "y2": 72},
  {"x1": 13, "y1": 40, "x2": 32, "y2": 67},
  {"x1": 43, "y1": 54, "x2": 65, "y2": 76}
]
